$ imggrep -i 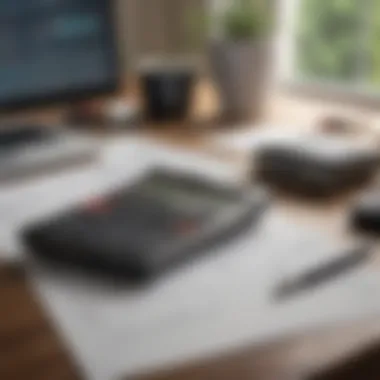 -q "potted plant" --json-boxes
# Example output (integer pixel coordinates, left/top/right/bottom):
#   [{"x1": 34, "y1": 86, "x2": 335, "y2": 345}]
[{"x1": 208, "y1": 0, "x2": 272, "y2": 123}]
